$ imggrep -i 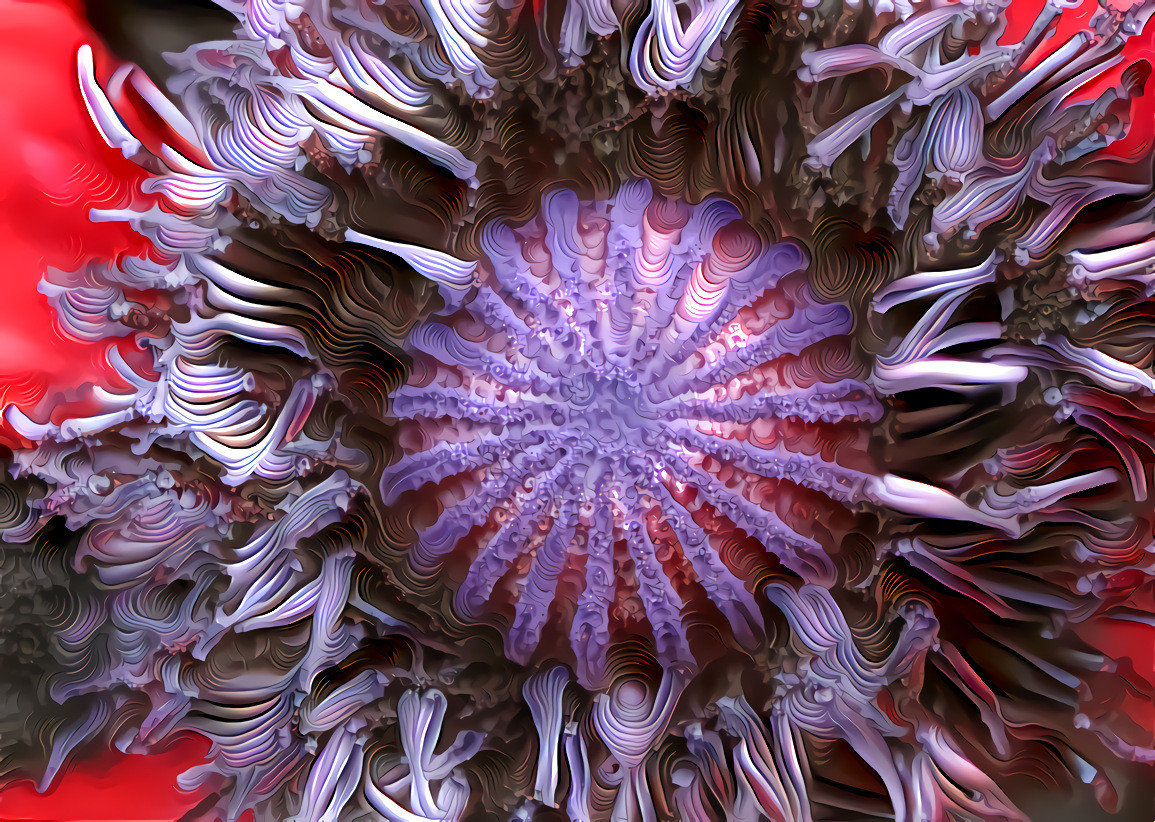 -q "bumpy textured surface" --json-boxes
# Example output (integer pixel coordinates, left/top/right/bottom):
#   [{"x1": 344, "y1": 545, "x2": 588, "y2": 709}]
[
  {"x1": 1, "y1": 0, "x2": 1155, "y2": 820},
  {"x1": 383, "y1": 184, "x2": 881, "y2": 686}
]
